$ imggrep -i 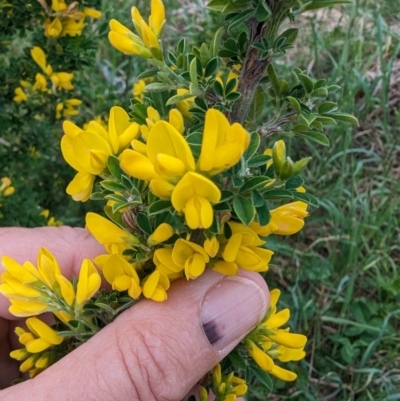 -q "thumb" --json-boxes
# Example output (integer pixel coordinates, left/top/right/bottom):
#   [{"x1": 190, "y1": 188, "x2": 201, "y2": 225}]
[{"x1": 2, "y1": 270, "x2": 269, "y2": 401}]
